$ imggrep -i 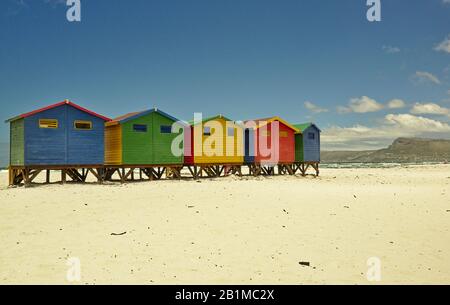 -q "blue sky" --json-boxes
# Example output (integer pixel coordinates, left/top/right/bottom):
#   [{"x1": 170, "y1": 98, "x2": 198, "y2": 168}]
[{"x1": 1, "y1": 0, "x2": 449, "y2": 150}]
